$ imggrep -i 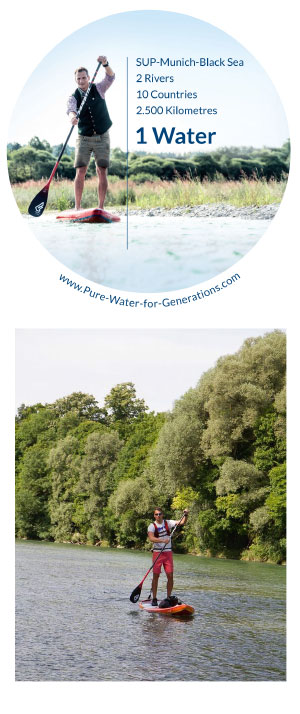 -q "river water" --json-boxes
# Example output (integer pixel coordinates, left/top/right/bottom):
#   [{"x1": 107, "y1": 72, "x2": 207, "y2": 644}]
[
  {"x1": 24, "y1": 214, "x2": 267, "y2": 292},
  {"x1": 15, "y1": 541, "x2": 285, "y2": 681}
]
